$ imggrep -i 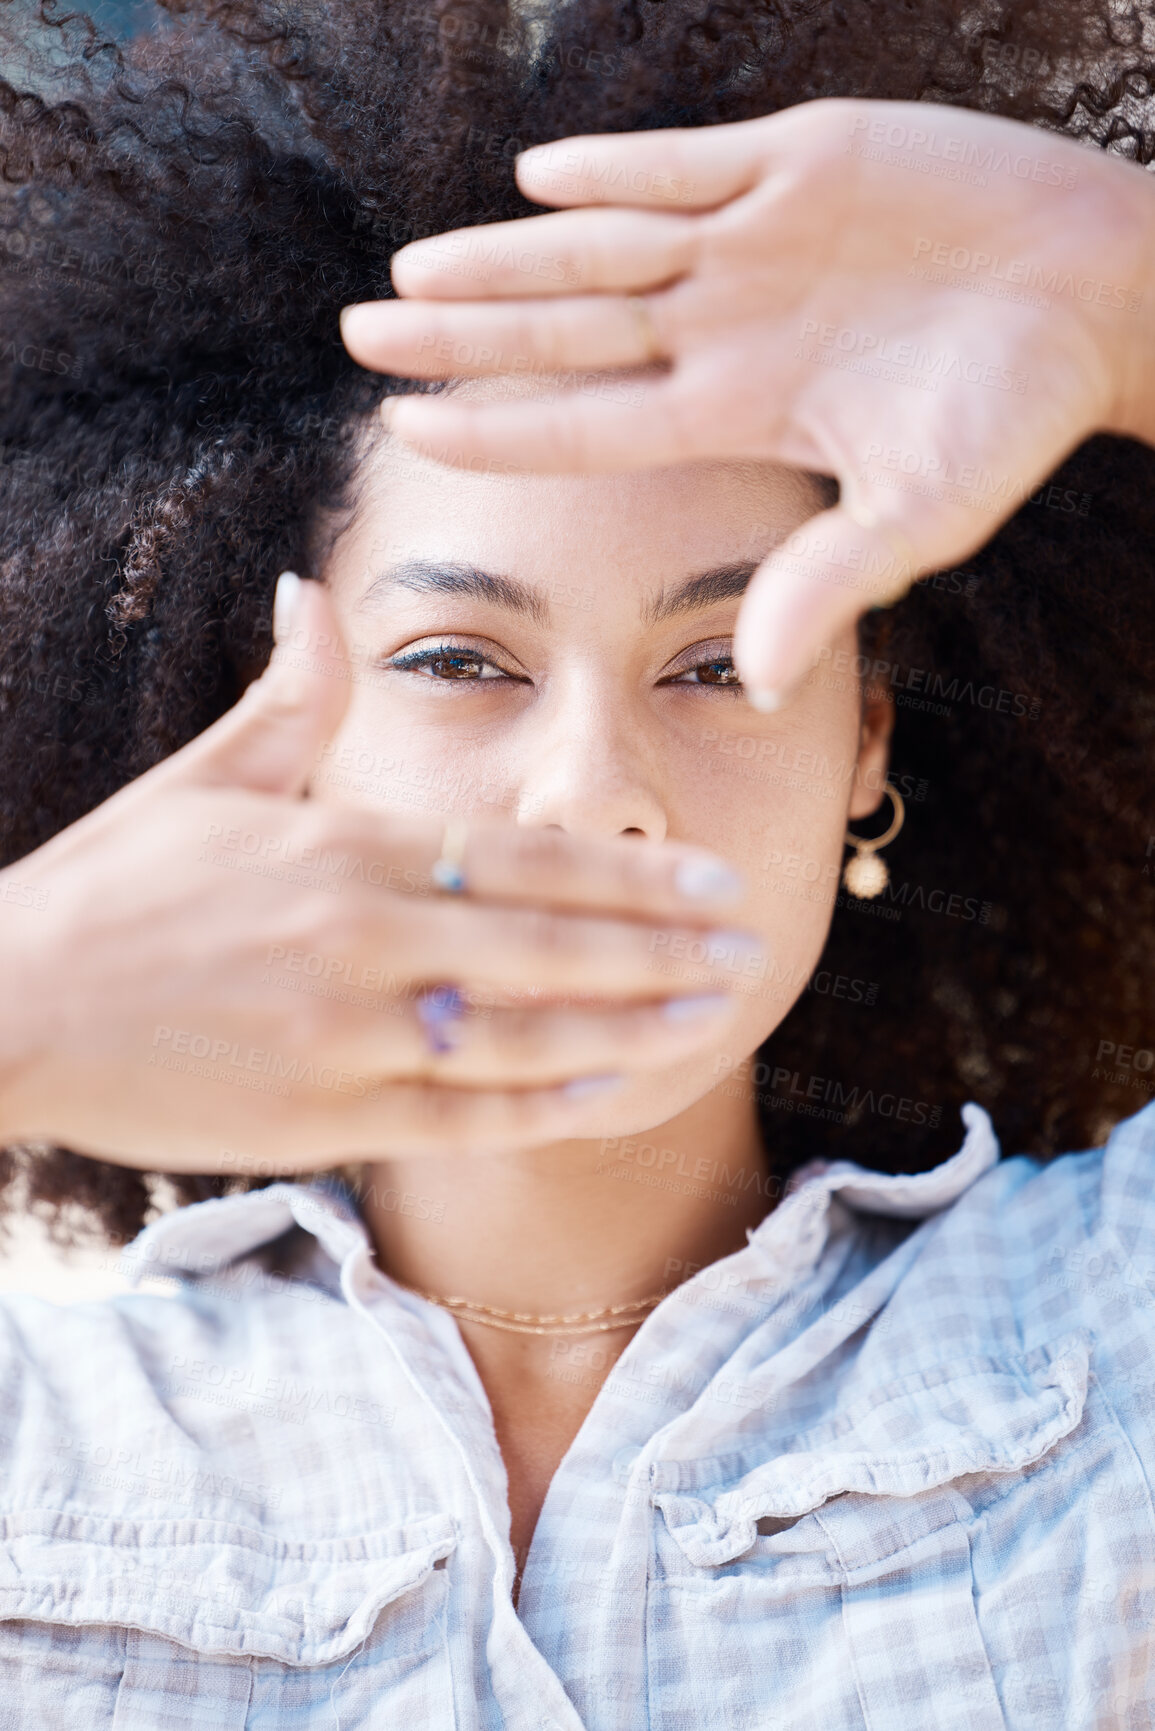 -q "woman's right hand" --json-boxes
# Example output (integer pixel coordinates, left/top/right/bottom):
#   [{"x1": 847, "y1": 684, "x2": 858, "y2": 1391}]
[
  {"x1": 344, "y1": 98, "x2": 1155, "y2": 704},
  {"x1": 0, "y1": 580, "x2": 755, "y2": 1175}
]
